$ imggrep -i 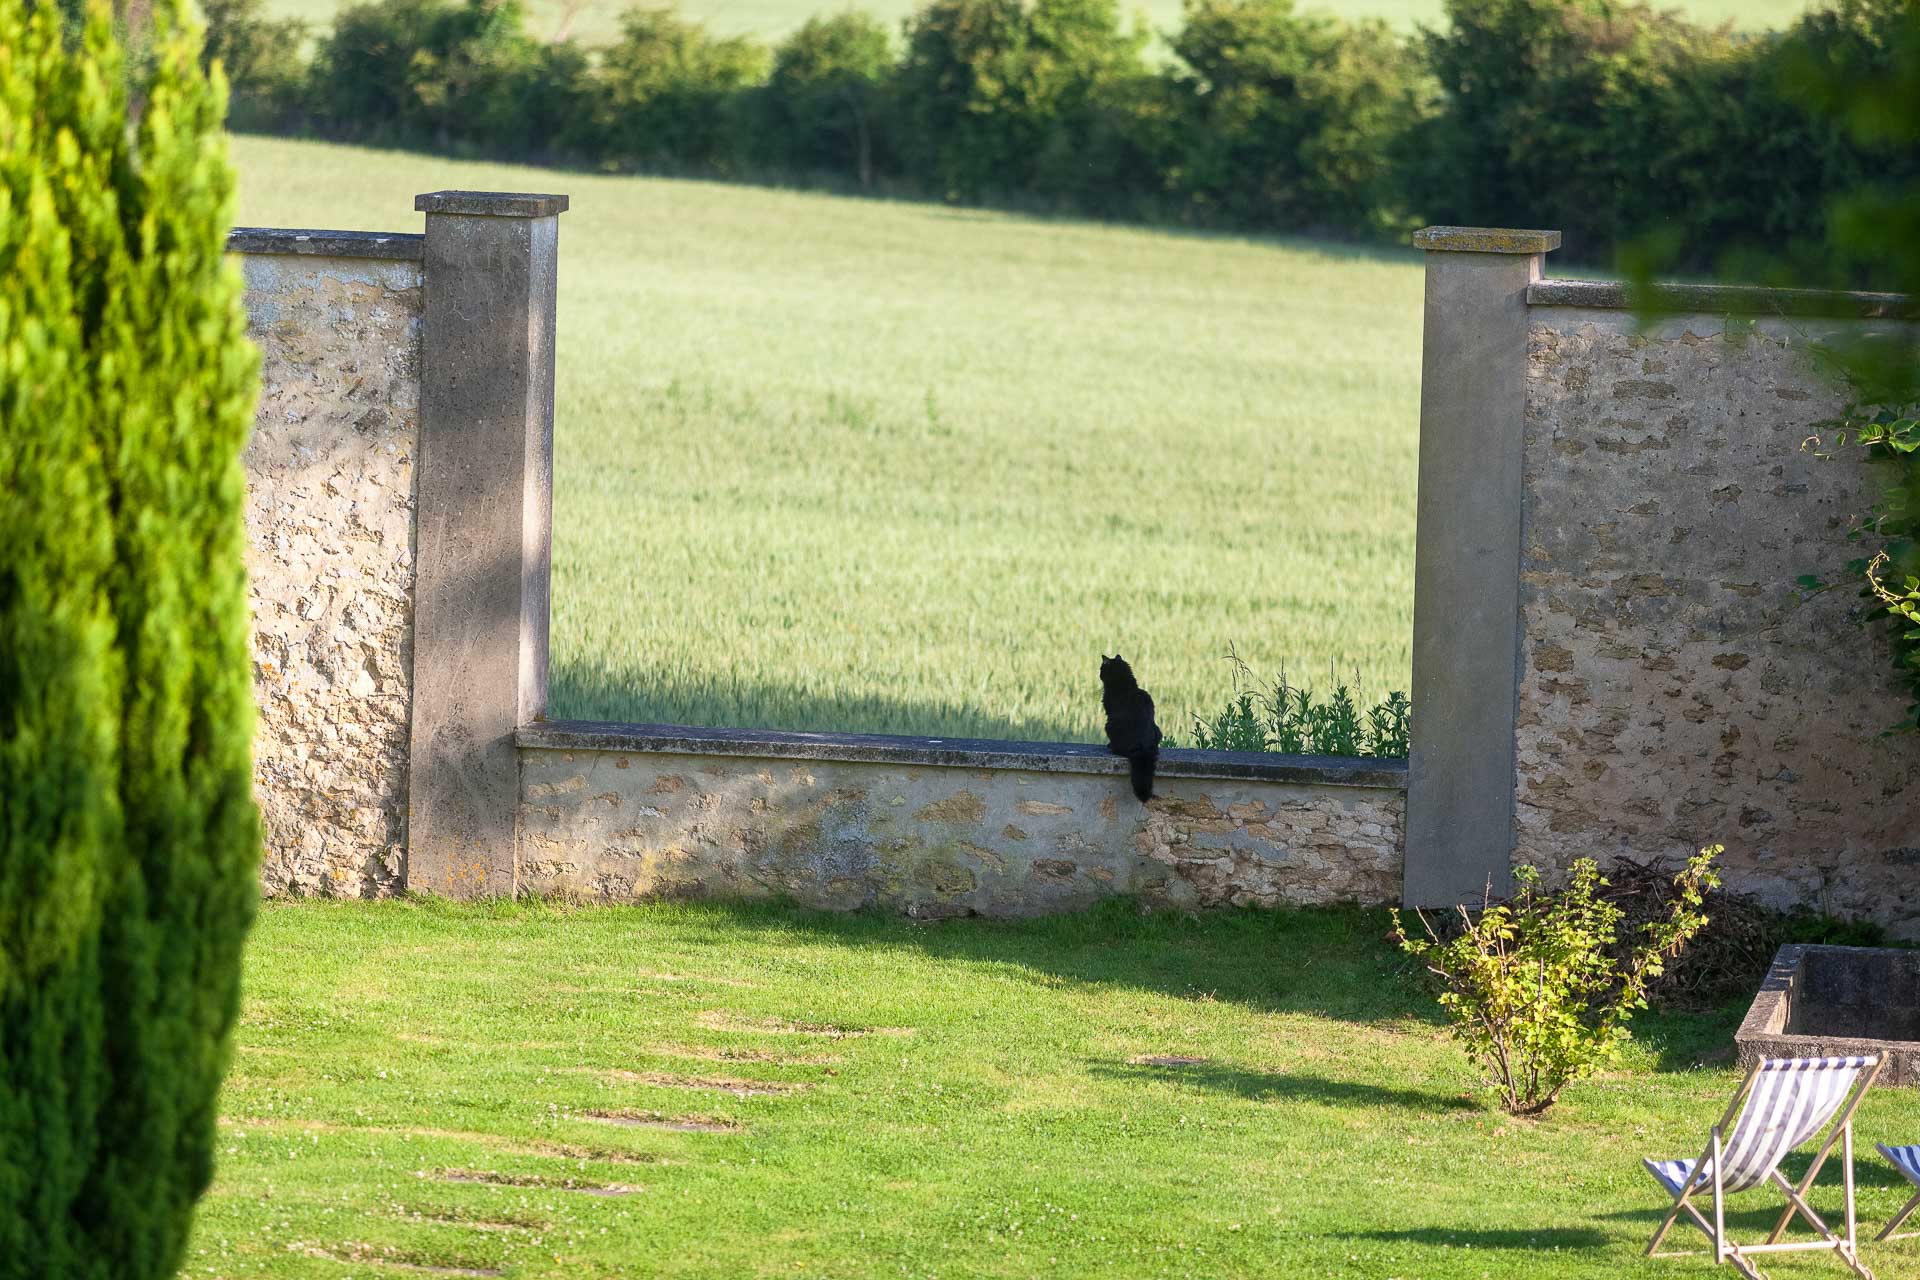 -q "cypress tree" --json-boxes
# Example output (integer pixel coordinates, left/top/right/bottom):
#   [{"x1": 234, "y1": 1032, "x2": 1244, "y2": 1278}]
[{"x1": 0, "y1": 2, "x2": 261, "y2": 1275}]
